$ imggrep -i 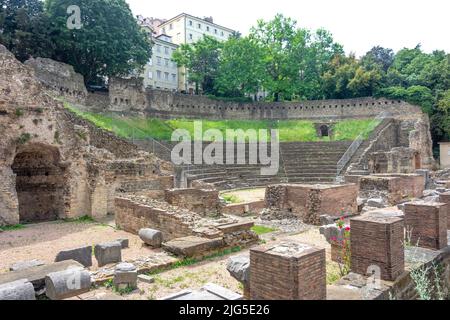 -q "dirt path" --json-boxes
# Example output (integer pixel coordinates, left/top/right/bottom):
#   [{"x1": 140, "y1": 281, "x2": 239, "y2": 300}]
[{"x1": 0, "y1": 220, "x2": 161, "y2": 273}]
